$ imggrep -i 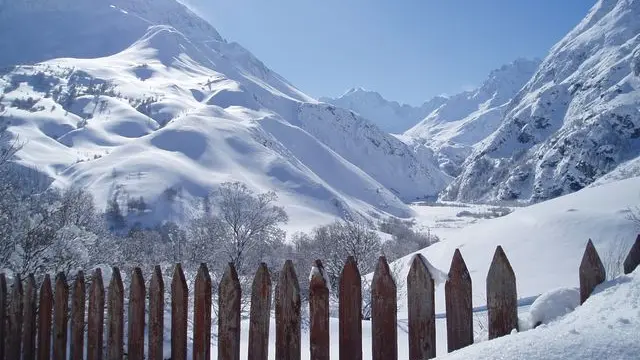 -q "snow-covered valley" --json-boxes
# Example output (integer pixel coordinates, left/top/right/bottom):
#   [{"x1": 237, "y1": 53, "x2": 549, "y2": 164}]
[{"x1": 1, "y1": 0, "x2": 640, "y2": 358}]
